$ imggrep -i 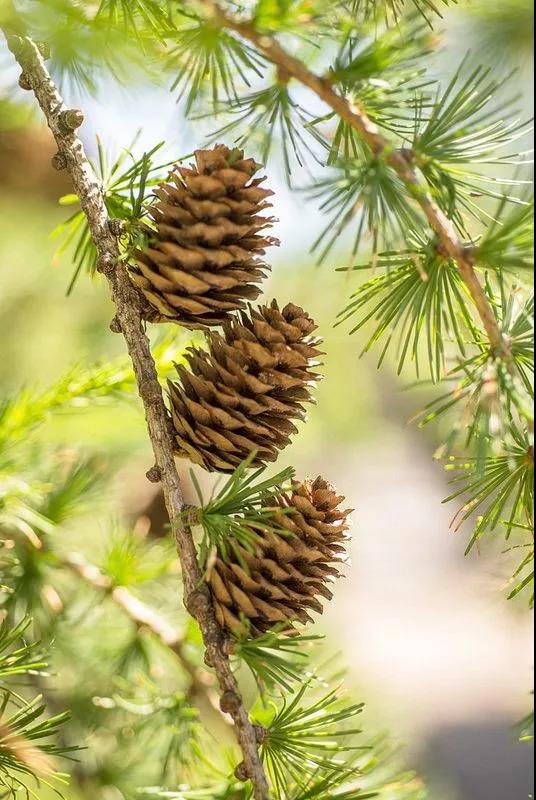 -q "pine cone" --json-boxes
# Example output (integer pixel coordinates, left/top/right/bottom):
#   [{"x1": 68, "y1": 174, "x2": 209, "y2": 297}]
[
  {"x1": 130, "y1": 144, "x2": 278, "y2": 329},
  {"x1": 168, "y1": 300, "x2": 322, "y2": 472},
  {"x1": 207, "y1": 478, "x2": 351, "y2": 637}
]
